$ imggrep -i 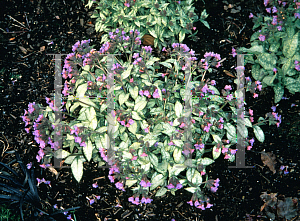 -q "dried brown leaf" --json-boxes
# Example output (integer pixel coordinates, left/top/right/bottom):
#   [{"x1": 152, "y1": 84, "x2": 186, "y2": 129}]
[{"x1": 261, "y1": 151, "x2": 277, "y2": 174}]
